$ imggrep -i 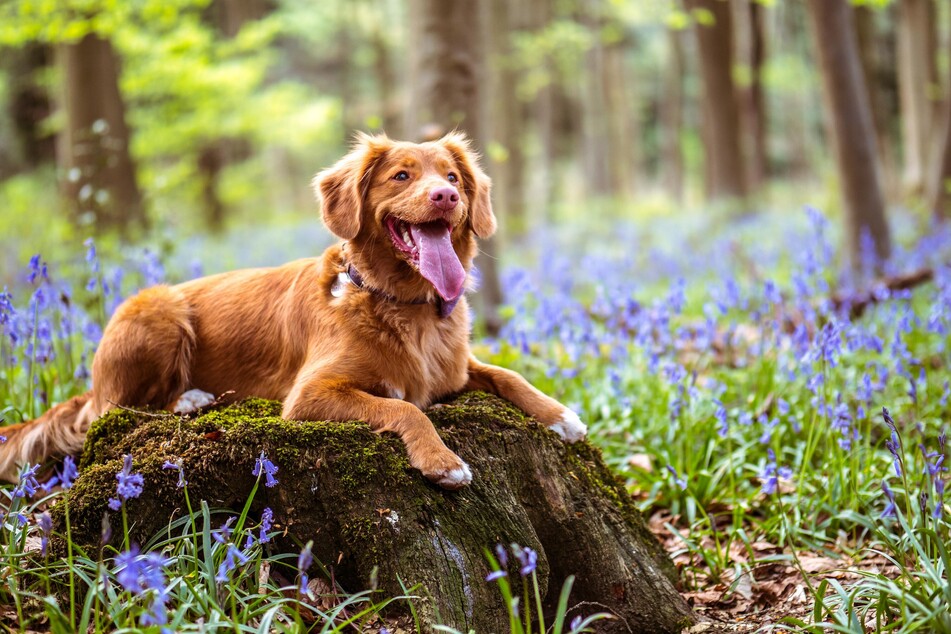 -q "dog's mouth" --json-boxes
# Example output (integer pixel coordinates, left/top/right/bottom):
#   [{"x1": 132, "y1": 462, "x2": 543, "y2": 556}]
[{"x1": 385, "y1": 216, "x2": 466, "y2": 302}]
